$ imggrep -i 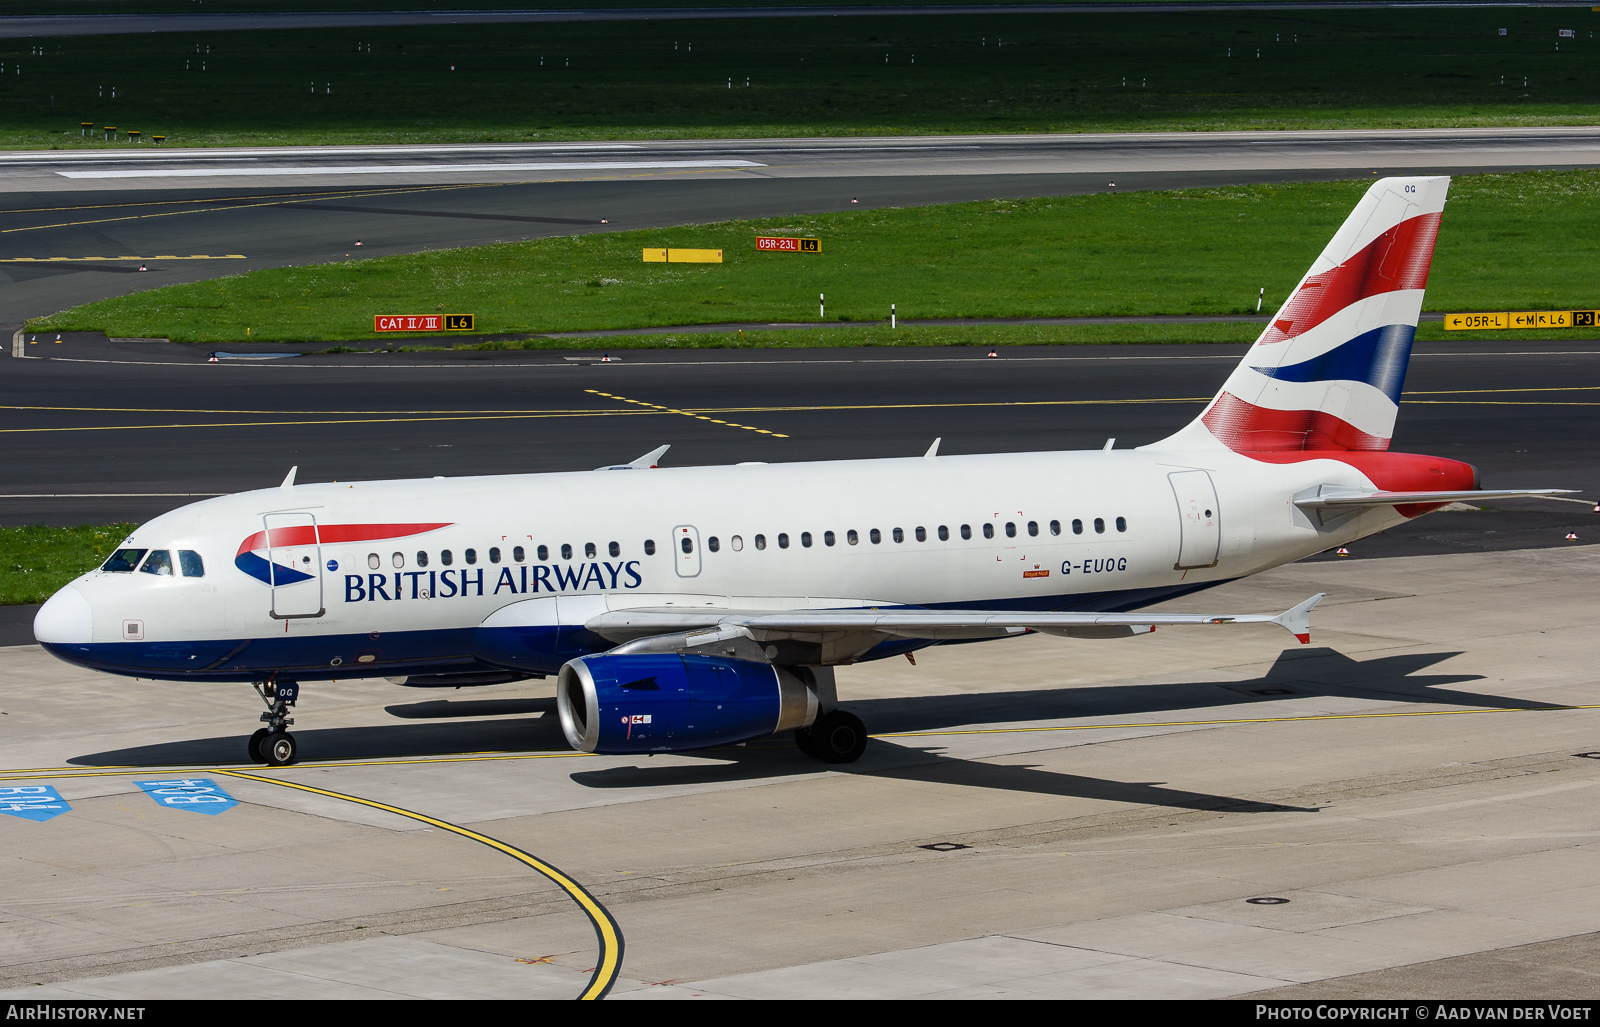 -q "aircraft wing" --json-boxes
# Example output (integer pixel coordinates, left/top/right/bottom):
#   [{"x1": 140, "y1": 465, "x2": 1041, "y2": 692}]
[
  {"x1": 1294, "y1": 488, "x2": 1575, "y2": 510},
  {"x1": 587, "y1": 593, "x2": 1326, "y2": 652}
]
